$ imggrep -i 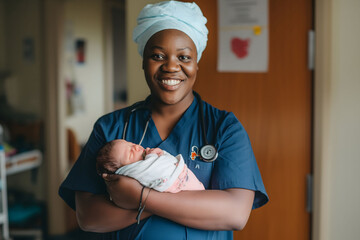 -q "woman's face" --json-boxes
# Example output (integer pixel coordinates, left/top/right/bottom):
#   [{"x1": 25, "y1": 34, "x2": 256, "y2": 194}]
[{"x1": 142, "y1": 29, "x2": 198, "y2": 106}]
